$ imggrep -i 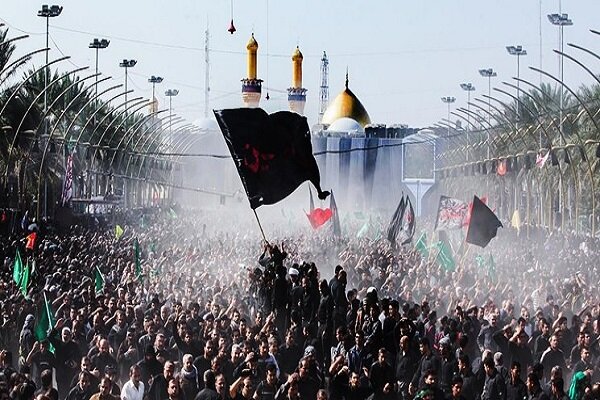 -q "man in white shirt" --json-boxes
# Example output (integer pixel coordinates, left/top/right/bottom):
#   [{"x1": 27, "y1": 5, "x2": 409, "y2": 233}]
[{"x1": 121, "y1": 365, "x2": 144, "y2": 400}]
